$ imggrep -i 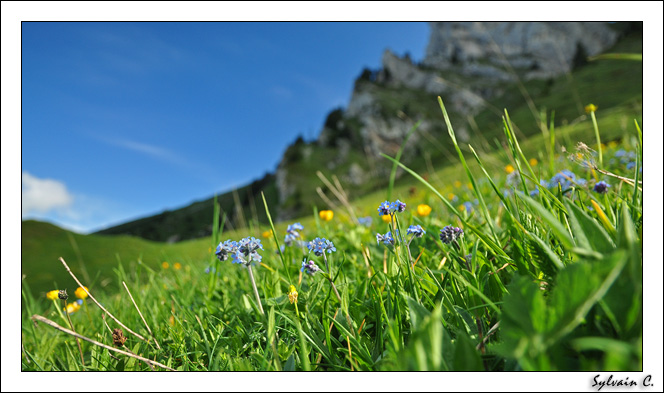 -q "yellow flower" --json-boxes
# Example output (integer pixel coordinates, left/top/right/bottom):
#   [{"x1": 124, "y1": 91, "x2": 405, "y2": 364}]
[
  {"x1": 458, "y1": 204, "x2": 466, "y2": 212},
  {"x1": 505, "y1": 164, "x2": 515, "y2": 174},
  {"x1": 174, "y1": 262, "x2": 182, "y2": 270},
  {"x1": 453, "y1": 180, "x2": 462, "y2": 188},
  {"x1": 381, "y1": 214, "x2": 392, "y2": 223},
  {"x1": 288, "y1": 285, "x2": 298, "y2": 304},
  {"x1": 161, "y1": 261, "x2": 169, "y2": 269},
  {"x1": 46, "y1": 290, "x2": 60, "y2": 300},
  {"x1": 447, "y1": 193, "x2": 456, "y2": 200},
  {"x1": 529, "y1": 158, "x2": 538, "y2": 167},
  {"x1": 65, "y1": 301, "x2": 81, "y2": 314},
  {"x1": 75, "y1": 286, "x2": 89, "y2": 299},
  {"x1": 416, "y1": 204, "x2": 432, "y2": 217},
  {"x1": 261, "y1": 229, "x2": 272, "y2": 239},
  {"x1": 608, "y1": 141, "x2": 618, "y2": 149},
  {"x1": 585, "y1": 103, "x2": 597, "y2": 113},
  {"x1": 319, "y1": 210, "x2": 334, "y2": 221}
]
